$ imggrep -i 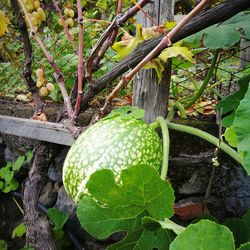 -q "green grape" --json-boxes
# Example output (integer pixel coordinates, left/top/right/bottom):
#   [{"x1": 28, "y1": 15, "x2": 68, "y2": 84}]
[
  {"x1": 34, "y1": 0, "x2": 40, "y2": 8},
  {"x1": 64, "y1": 8, "x2": 70, "y2": 16},
  {"x1": 66, "y1": 18, "x2": 74, "y2": 27},
  {"x1": 58, "y1": 18, "x2": 63, "y2": 26},
  {"x1": 36, "y1": 80, "x2": 43, "y2": 88},
  {"x1": 69, "y1": 9, "x2": 74, "y2": 17},
  {"x1": 37, "y1": 7, "x2": 46, "y2": 21},
  {"x1": 36, "y1": 68, "x2": 43, "y2": 78},
  {"x1": 40, "y1": 86, "x2": 48, "y2": 96},
  {"x1": 46, "y1": 82, "x2": 55, "y2": 92},
  {"x1": 31, "y1": 16, "x2": 38, "y2": 26}
]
